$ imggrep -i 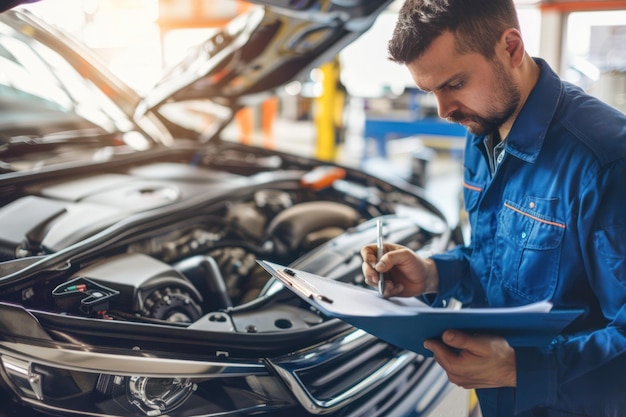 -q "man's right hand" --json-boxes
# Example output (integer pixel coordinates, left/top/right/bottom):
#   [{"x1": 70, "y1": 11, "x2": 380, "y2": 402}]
[{"x1": 360, "y1": 243, "x2": 439, "y2": 298}]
